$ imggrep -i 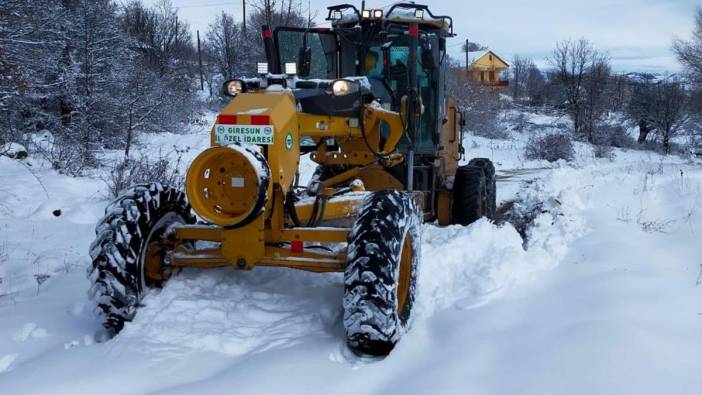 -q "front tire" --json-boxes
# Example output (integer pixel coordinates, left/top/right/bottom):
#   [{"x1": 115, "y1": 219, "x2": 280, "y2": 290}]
[
  {"x1": 344, "y1": 191, "x2": 422, "y2": 356},
  {"x1": 88, "y1": 183, "x2": 195, "y2": 334}
]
